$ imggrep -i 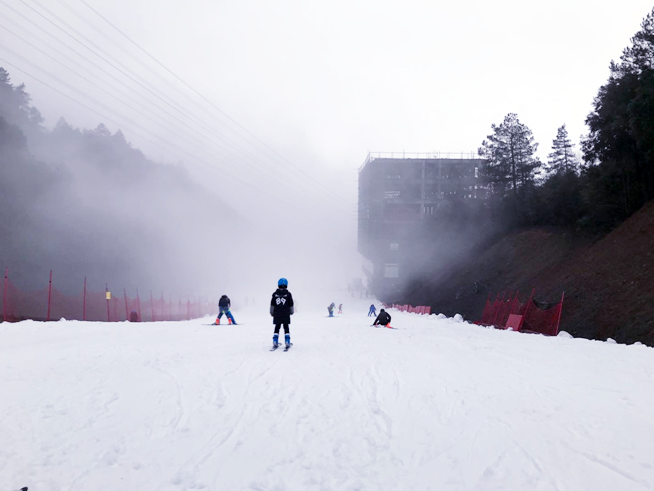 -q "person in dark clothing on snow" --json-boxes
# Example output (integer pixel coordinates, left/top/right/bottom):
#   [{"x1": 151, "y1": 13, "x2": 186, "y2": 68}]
[
  {"x1": 270, "y1": 278, "x2": 294, "y2": 348},
  {"x1": 215, "y1": 294, "x2": 237, "y2": 325},
  {"x1": 368, "y1": 304, "x2": 377, "y2": 317},
  {"x1": 372, "y1": 308, "x2": 392, "y2": 327}
]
